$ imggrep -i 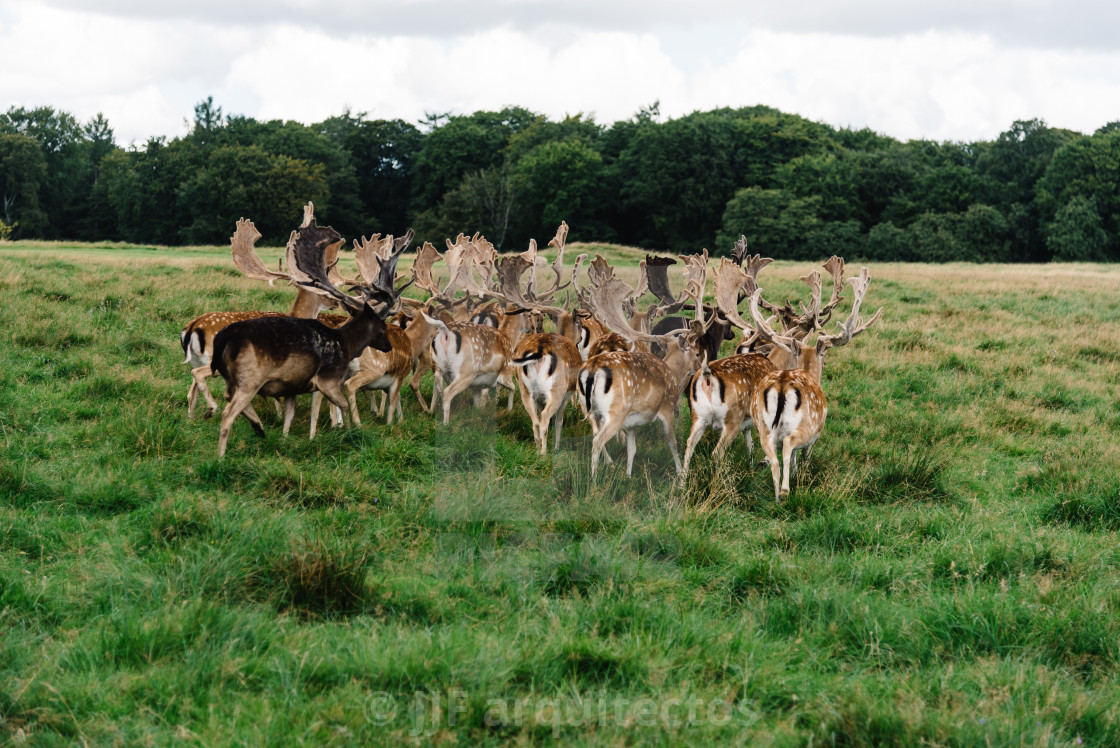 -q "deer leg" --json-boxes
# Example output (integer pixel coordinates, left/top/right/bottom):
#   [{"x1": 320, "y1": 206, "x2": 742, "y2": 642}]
[
  {"x1": 393, "y1": 380, "x2": 405, "y2": 424},
  {"x1": 187, "y1": 380, "x2": 199, "y2": 419},
  {"x1": 712, "y1": 420, "x2": 740, "y2": 460},
  {"x1": 441, "y1": 376, "x2": 473, "y2": 425},
  {"x1": 385, "y1": 381, "x2": 401, "y2": 425},
  {"x1": 240, "y1": 402, "x2": 265, "y2": 438},
  {"x1": 314, "y1": 378, "x2": 354, "y2": 427},
  {"x1": 309, "y1": 391, "x2": 322, "y2": 440},
  {"x1": 658, "y1": 410, "x2": 683, "y2": 475},
  {"x1": 682, "y1": 417, "x2": 707, "y2": 474},
  {"x1": 191, "y1": 365, "x2": 220, "y2": 419},
  {"x1": 625, "y1": 429, "x2": 637, "y2": 476},
  {"x1": 218, "y1": 388, "x2": 259, "y2": 458},
  {"x1": 345, "y1": 372, "x2": 380, "y2": 427},
  {"x1": 590, "y1": 414, "x2": 624, "y2": 479},
  {"x1": 281, "y1": 397, "x2": 296, "y2": 437},
  {"x1": 537, "y1": 390, "x2": 566, "y2": 456},
  {"x1": 551, "y1": 392, "x2": 571, "y2": 453},
  {"x1": 518, "y1": 375, "x2": 542, "y2": 451},
  {"x1": 780, "y1": 437, "x2": 797, "y2": 499}
]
